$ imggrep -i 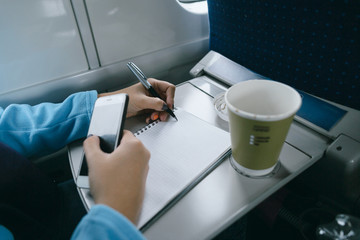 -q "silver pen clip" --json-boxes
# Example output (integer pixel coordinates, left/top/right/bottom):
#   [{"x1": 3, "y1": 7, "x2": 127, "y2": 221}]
[{"x1": 127, "y1": 62, "x2": 151, "y2": 89}]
